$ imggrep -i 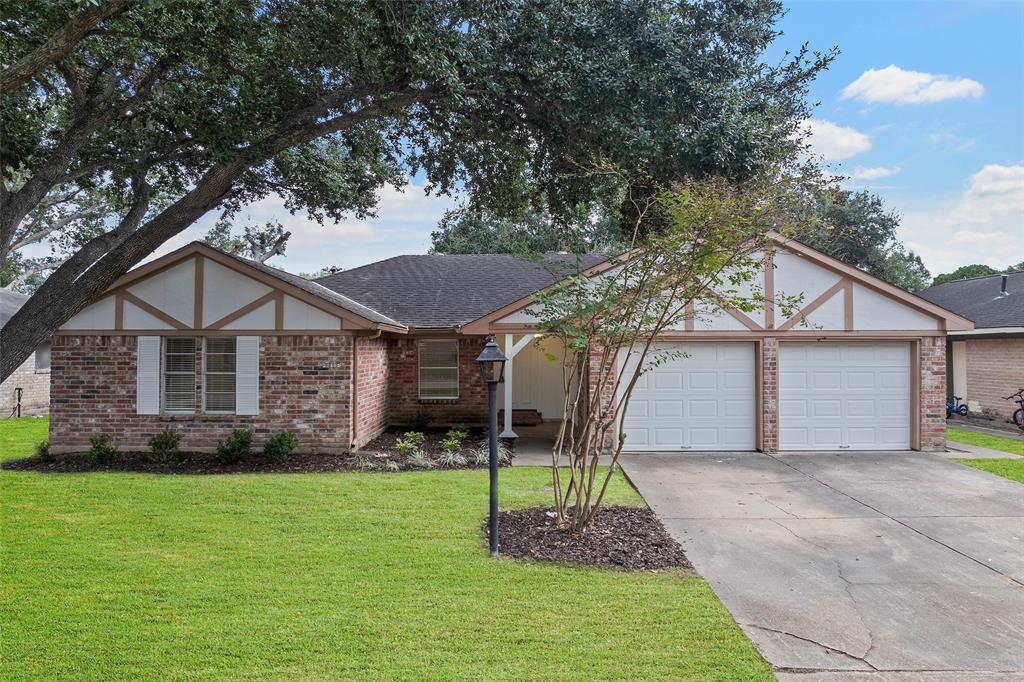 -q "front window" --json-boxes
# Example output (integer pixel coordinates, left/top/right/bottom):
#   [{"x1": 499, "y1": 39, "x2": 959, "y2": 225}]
[
  {"x1": 34, "y1": 342, "x2": 50, "y2": 372},
  {"x1": 163, "y1": 337, "x2": 196, "y2": 413},
  {"x1": 204, "y1": 337, "x2": 237, "y2": 413},
  {"x1": 419, "y1": 340, "x2": 459, "y2": 399}
]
